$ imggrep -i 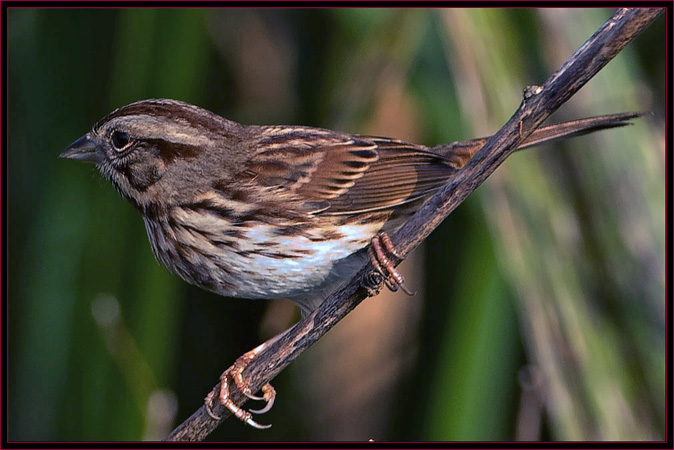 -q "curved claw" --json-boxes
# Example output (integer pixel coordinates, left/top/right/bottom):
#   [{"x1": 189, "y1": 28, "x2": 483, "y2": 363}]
[
  {"x1": 249, "y1": 384, "x2": 276, "y2": 414},
  {"x1": 204, "y1": 391, "x2": 222, "y2": 420},
  {"x1": 244, "y1": 416, "x2": 272, "y2": 429},
  {"x1": 242, "y1": 390, "x2": 265, "y2": 402},
  {"x1": 398, "y1": 281, "x2": 415, "y2": 296},
  {"x1": 249, "y1": 401, "x2": 274, "y2": 415},
  {"x1": 205, "y1": 403, "x2": 222, "y2": 421}
]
